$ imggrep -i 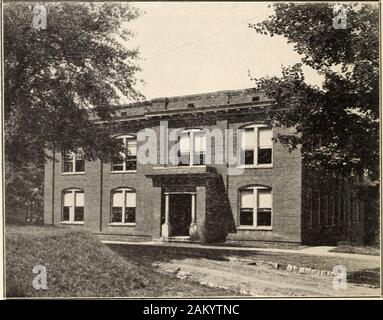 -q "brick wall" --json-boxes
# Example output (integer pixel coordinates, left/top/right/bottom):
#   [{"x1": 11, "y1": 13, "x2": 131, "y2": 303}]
[{"x1": 44, "y1": 89, "x2": 305, "y2": 244}]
